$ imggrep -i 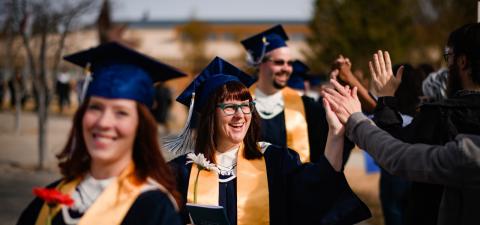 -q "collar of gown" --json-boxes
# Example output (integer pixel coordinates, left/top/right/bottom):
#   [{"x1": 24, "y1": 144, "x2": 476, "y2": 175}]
[{"x1": 254, "y1": 88, "x2": 284, "y2": 119}]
